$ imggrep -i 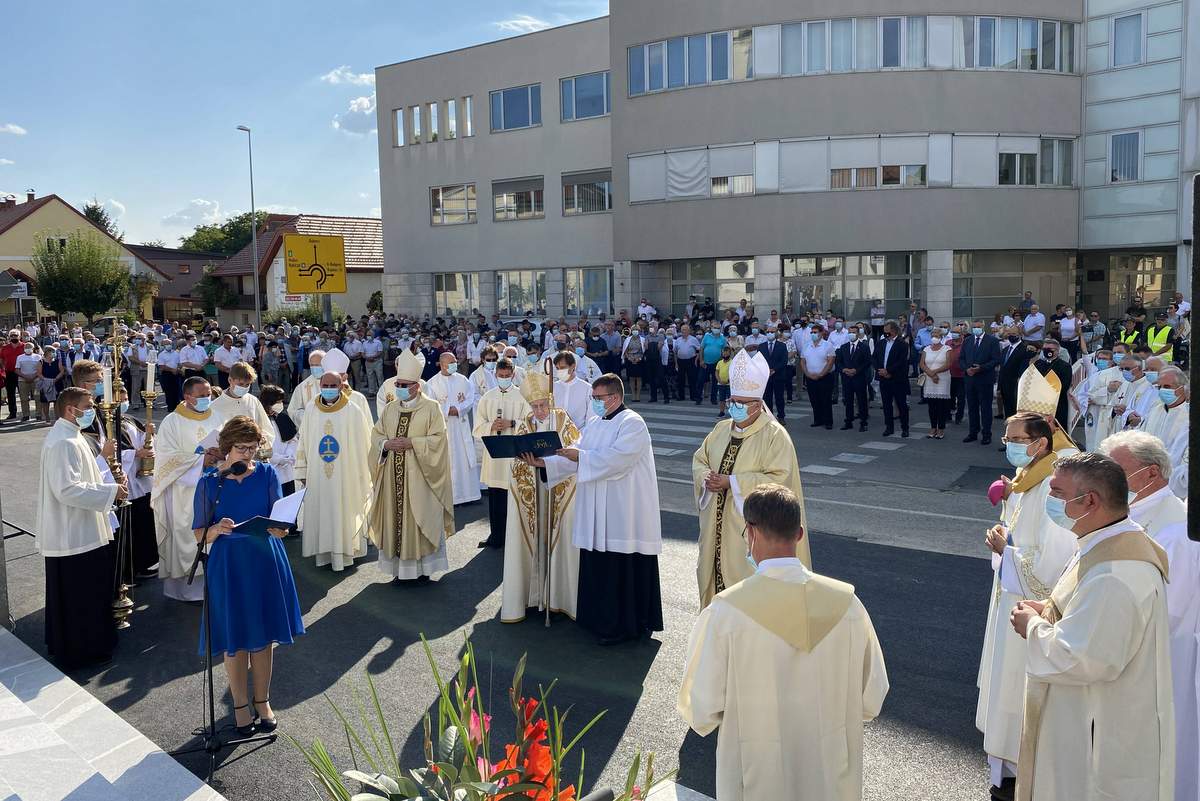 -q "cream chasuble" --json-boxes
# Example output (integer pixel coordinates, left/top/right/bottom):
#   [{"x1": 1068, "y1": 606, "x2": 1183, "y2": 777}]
[
  {"x1": 151, "y1": 403, "x2": 217, "y2": 598},
  {"x1": 1131, "y1": 487, "x2": 1199, "y2": 801},
  {"x1": 368, "y1": 393, "x2": 455, "y2": 579},
  {"x1": 1140, "y1": 400, "x2": 1189, "y2": 499},
  {"x1": 1083, "y1": 365, "x2": 1123, "y2": 450},
  {"x1": 295, "y1": 393, "x2": 373, "y2": 571},
  {"x1": 501, "y1": 409, "x2": 581, "y2": 622},
  {"x1": 473, "y1": 387, "x2": 531, "y2": 490},
  {"x1": 679, "y1": 562, "x2": 889, "y2": 801},
  {"x1": 692, "y1": 414, "x2": 811, "y2": 608},
  {"x1": 976, "y1": 454, "x2": 1077, "y2": 774},
  {"x1": 288, "y1": 374, "x2": 320, "y2": 426},
  {"x1": 425, "y1": 371, "x2": 481, "y2": 505},
  {"x1": 210, "y1": 391, "x2": 276, "y2": 451},
  {"x1": 1018, "y1": 523, "x2": 1173, "y2": 801}
]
